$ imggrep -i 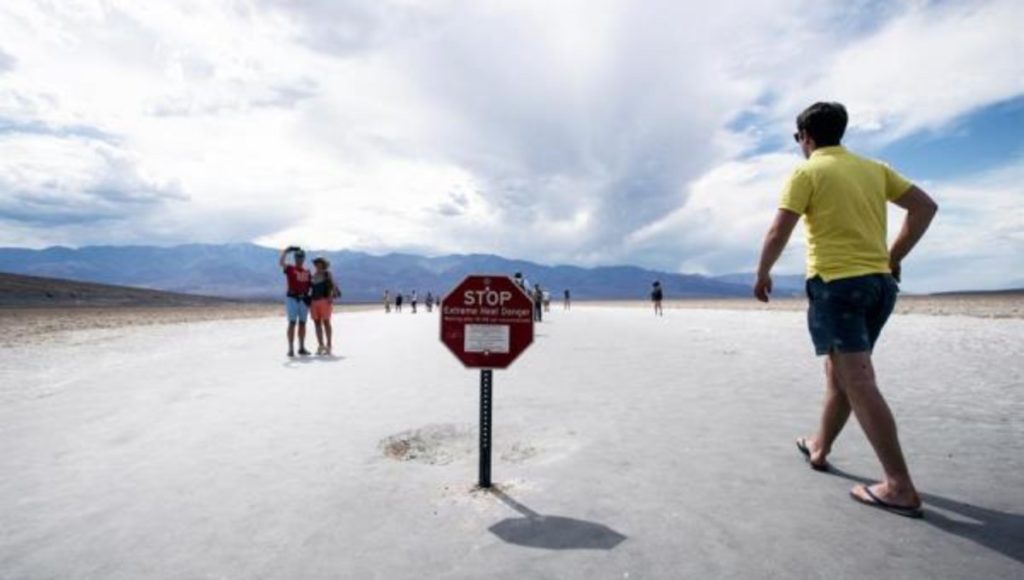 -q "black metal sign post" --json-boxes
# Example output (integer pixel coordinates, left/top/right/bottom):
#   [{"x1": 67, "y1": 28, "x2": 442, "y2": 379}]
[
  {"x1": 441, "y1": 276, "x2": 534, "y2": 490},
  {"x1": 479, "y1": 369, "x2": 493, "y2": 488}
]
